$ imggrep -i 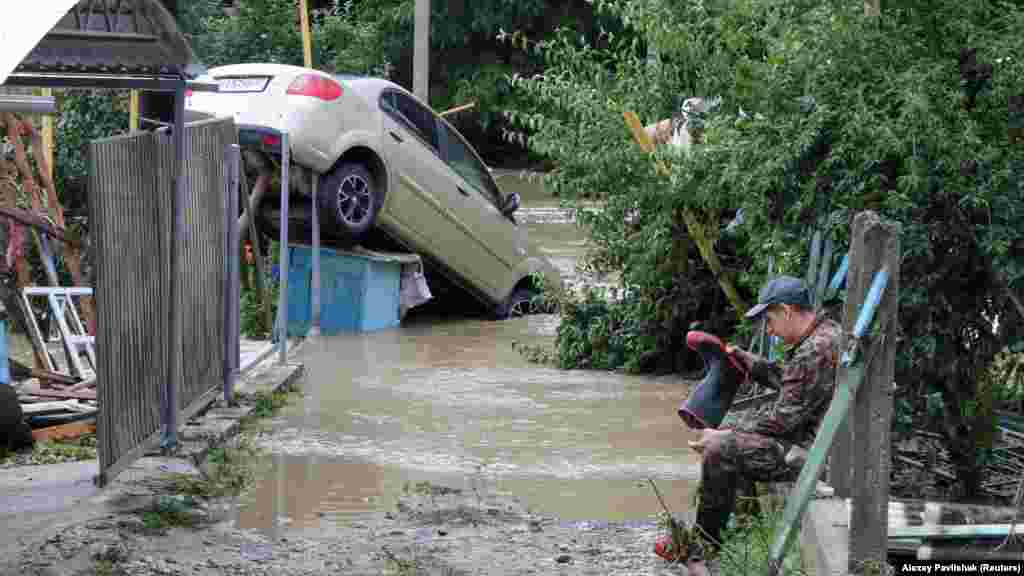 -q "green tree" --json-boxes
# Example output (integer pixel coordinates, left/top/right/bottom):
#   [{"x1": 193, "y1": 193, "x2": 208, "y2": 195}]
[
  {"x1": 506, "y1": 0, "x2": 1024, "y2": 499},
  {"x1": 182, "y1": 0, "x2": 622, "y2": 166}
]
